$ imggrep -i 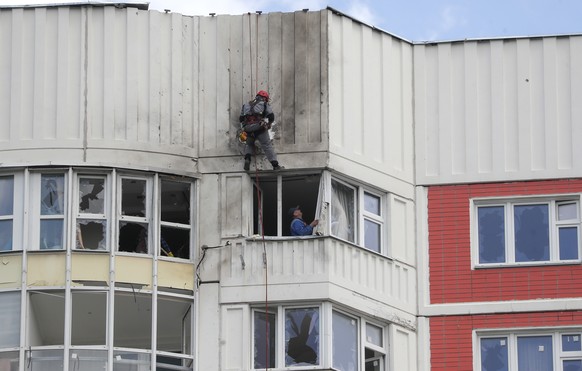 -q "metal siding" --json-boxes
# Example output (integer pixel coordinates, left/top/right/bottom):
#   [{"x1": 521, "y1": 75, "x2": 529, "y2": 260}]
[
  {"x1": 416, "y1": 35, "x2": 582, "y2": 185},
  {"x1": 328, "y1": 12, "x2": 414, "y2": 190}
]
